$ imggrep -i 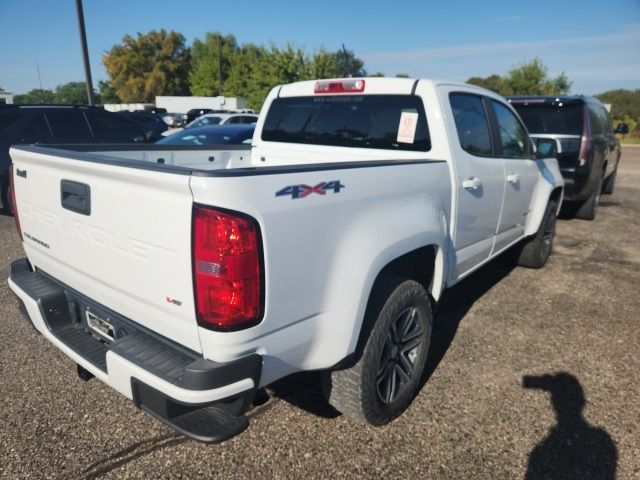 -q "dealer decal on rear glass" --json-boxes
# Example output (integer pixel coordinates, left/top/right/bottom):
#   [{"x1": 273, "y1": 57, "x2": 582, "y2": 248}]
[{"x1": 397, "y1": 111, "x2": 418, "y2": 144}]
